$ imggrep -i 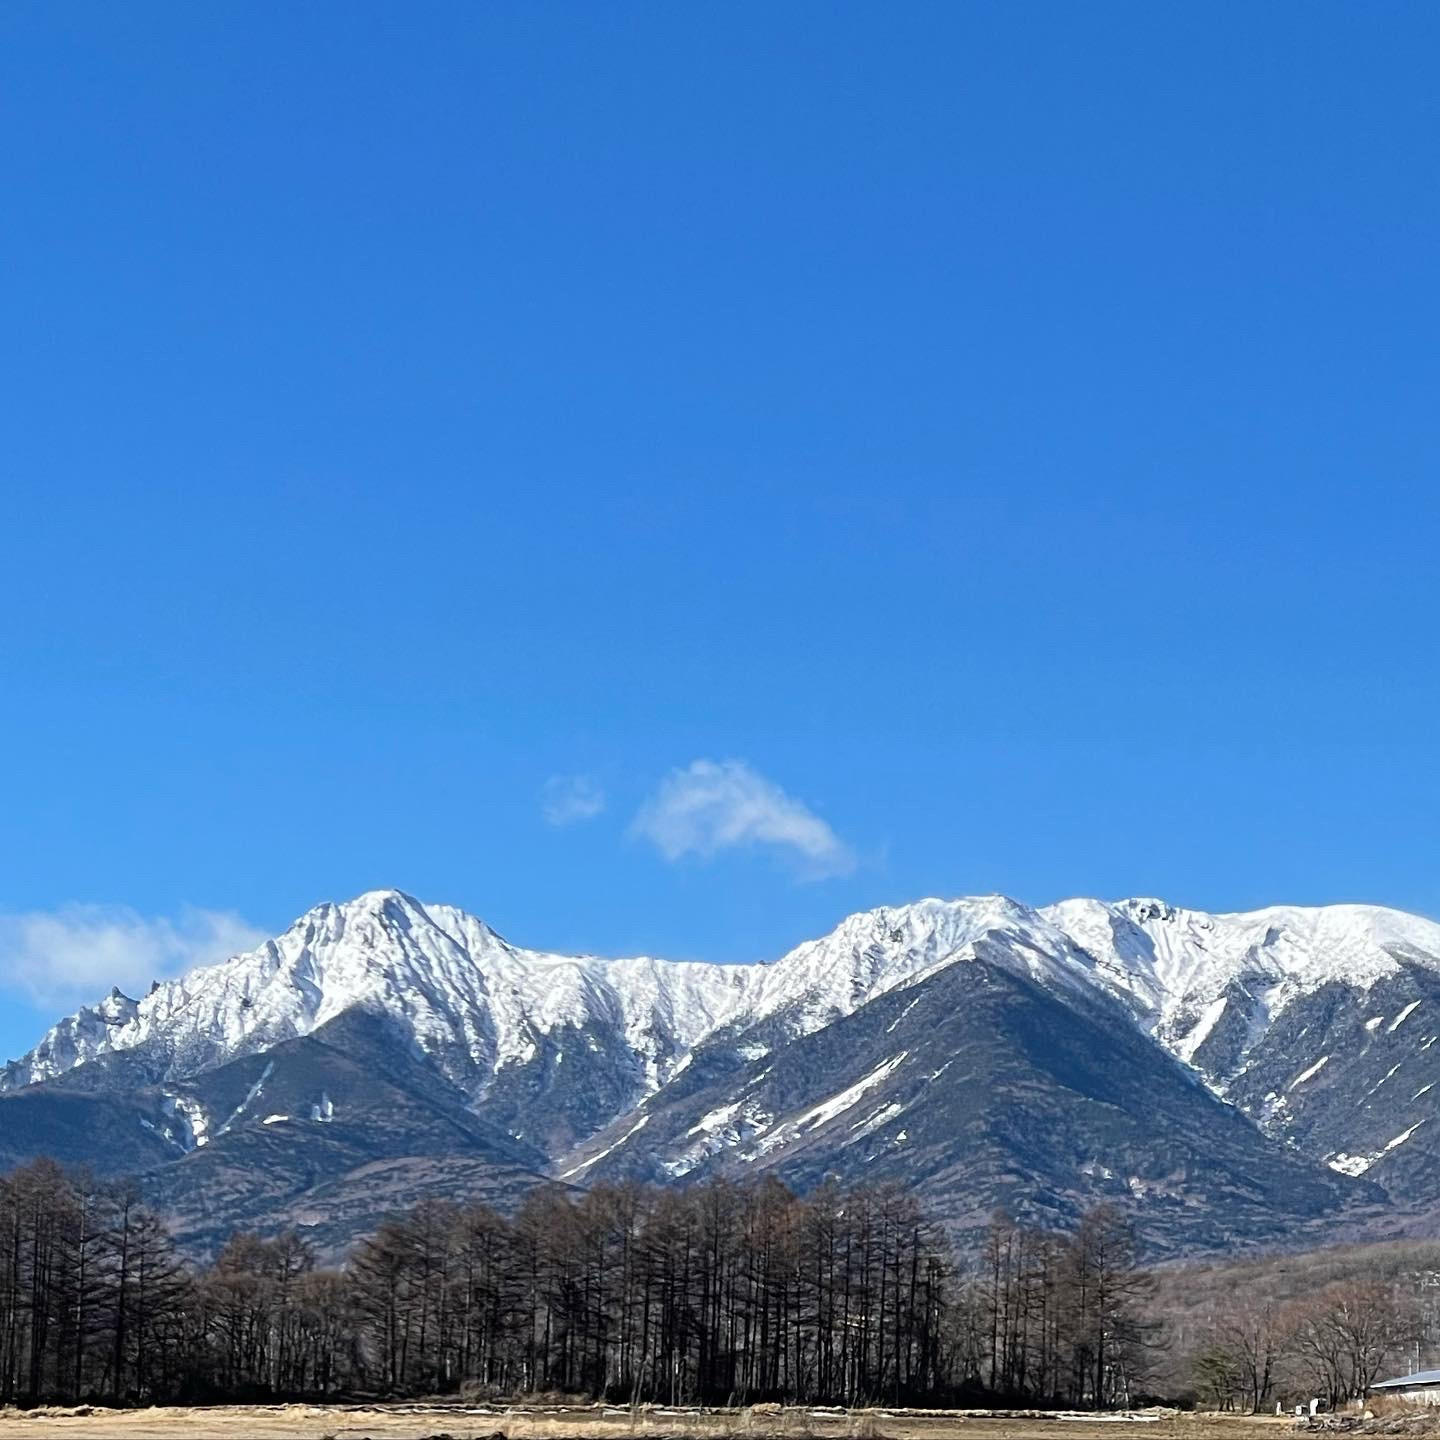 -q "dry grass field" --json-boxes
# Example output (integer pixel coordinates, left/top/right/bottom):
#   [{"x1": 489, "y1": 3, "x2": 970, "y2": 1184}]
[{"x1": 0, "y1": 1404, "x2": 1303, "y2": 1440}]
